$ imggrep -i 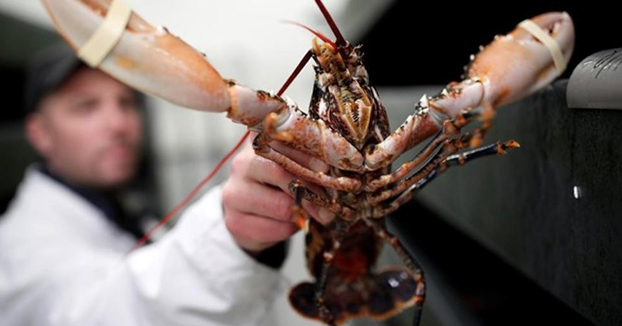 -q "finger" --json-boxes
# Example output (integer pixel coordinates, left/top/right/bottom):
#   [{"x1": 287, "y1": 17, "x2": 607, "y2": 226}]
[
  {"x1": 248, "y1": 131, "x2": 328, "y2": 173},
  {"x1": 243, "y1": 154, "x2": 293, "y2": 194},
  {"x1": 224, "y1": 210, "x2": 299, "y2": 251},
  {"x1": 243, "y1": 133, "x2": 327, "y2": 196},
  {"x1": 223, "y1": 177, "x2": 326, "y2": 223},
  {"x1": 242, "y1": 133, "x2": 334, "y2": 224},
  {"x1": 244, "y1": 154, "x2": 328, "y2": 200},
  {"x1": 230, "y1": 142, "x2": 286, "y2": 192},
  {"x1": 223, "y1": 179, "x2": 295, "y2": 222},
  {"x1": 269, "y1": 140, "x2": 329, "y2": 173}
]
